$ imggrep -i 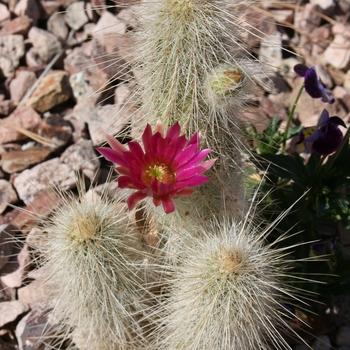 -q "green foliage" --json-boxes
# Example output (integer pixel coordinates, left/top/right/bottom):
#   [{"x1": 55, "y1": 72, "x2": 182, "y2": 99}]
[{"x1": 249, "y1": 118, "x2": 350, "y2": 306}]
